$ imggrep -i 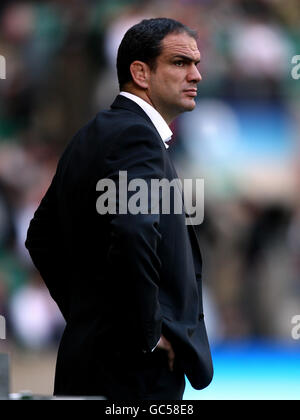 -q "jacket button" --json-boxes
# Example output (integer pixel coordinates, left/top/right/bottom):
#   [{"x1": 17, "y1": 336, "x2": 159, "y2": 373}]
[{"x1": 198, "y1": 313, "x2": 204, "y2": 321}]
